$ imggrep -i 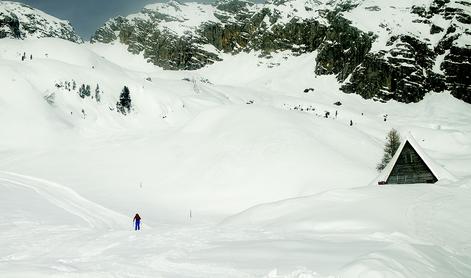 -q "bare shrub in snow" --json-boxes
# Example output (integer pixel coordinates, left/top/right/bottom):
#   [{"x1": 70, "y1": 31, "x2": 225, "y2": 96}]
[{"x1": 43, "y1": 91, "x2": 56, "y2": 105}]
